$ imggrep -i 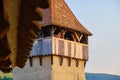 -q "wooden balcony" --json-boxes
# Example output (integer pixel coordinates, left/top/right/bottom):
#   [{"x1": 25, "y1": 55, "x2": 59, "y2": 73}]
[{"x1": 30, "y1": 37, "x2": 88, "y2": 60}]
